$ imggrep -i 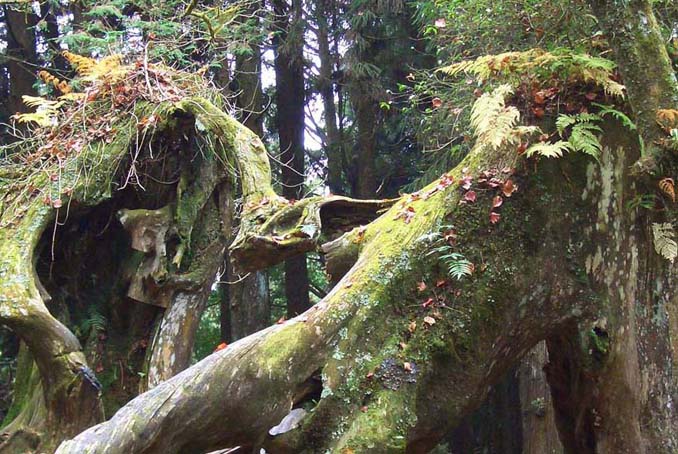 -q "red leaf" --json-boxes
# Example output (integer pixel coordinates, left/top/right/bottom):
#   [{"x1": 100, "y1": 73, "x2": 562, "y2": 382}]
[
  {"x1": 490, "y1": 211, "x2": 501, "y2": 224},
  {"x1": 492, "y1": 195, "x2": 503, "y2": 208},
  {"x1": 435, "y1": 279, "x2": 447, "y2": 288},
  {"x1": 432, "y1": 97, "x2": 443, "y2": 108},
  {"x1": 276, "y1": 316, "x2": 287, "y2": 324},
  {"x1": 533, "y1": 91, "x2": 546, "y2": 105},
  {"x1": 460, "y1": 175, "x2": 473, "y2": 190},
  {"x1": 417, "y1": 281, "x2": 427, "y2": 292},
  {"x1": 422, "y1": 297, "x2": 435, "y2": 308},
  {"x1": 502, "y1": 179, "x2": 517, "y2": 197},
  {"x1": 463, "y1": 190, "x2": 477, "y2": 203},
  {"x1": 532, "y1": 107, "x2": 545, "y2": 118},
  {"x1": 214, "y1": 342, "x2": 228, "y2": 352}
]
